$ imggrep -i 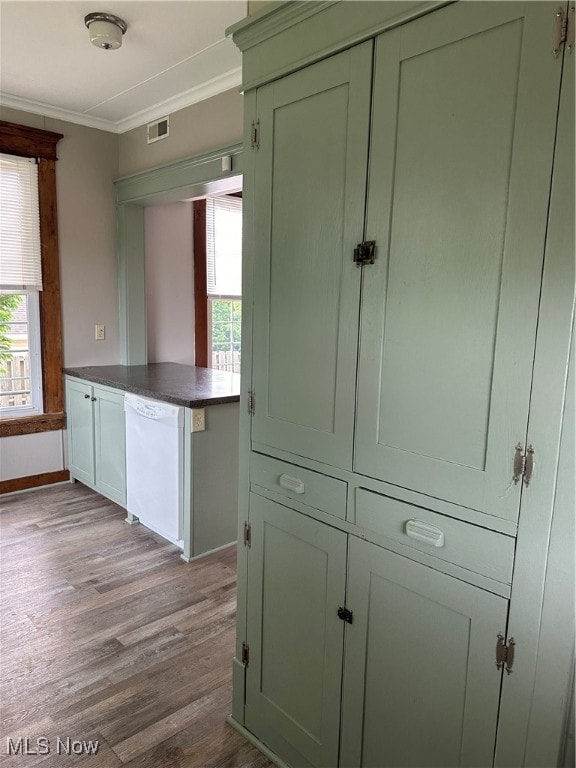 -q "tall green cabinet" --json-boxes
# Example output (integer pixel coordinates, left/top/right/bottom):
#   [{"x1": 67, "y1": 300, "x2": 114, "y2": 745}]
[{"x1": 228, "y1": 2, "x2": 575, "y2": 767}]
